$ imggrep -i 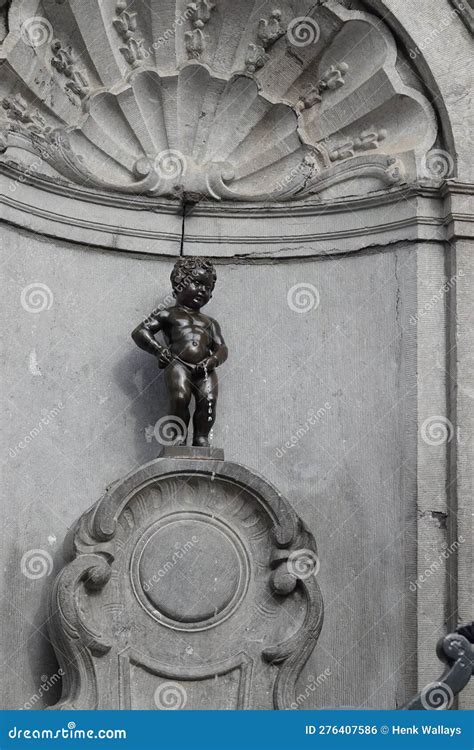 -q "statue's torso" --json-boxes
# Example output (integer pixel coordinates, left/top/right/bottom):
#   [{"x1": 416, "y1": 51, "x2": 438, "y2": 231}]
[{"x1": 162, "y1": 307, "x2": 214, "y2": 364}]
